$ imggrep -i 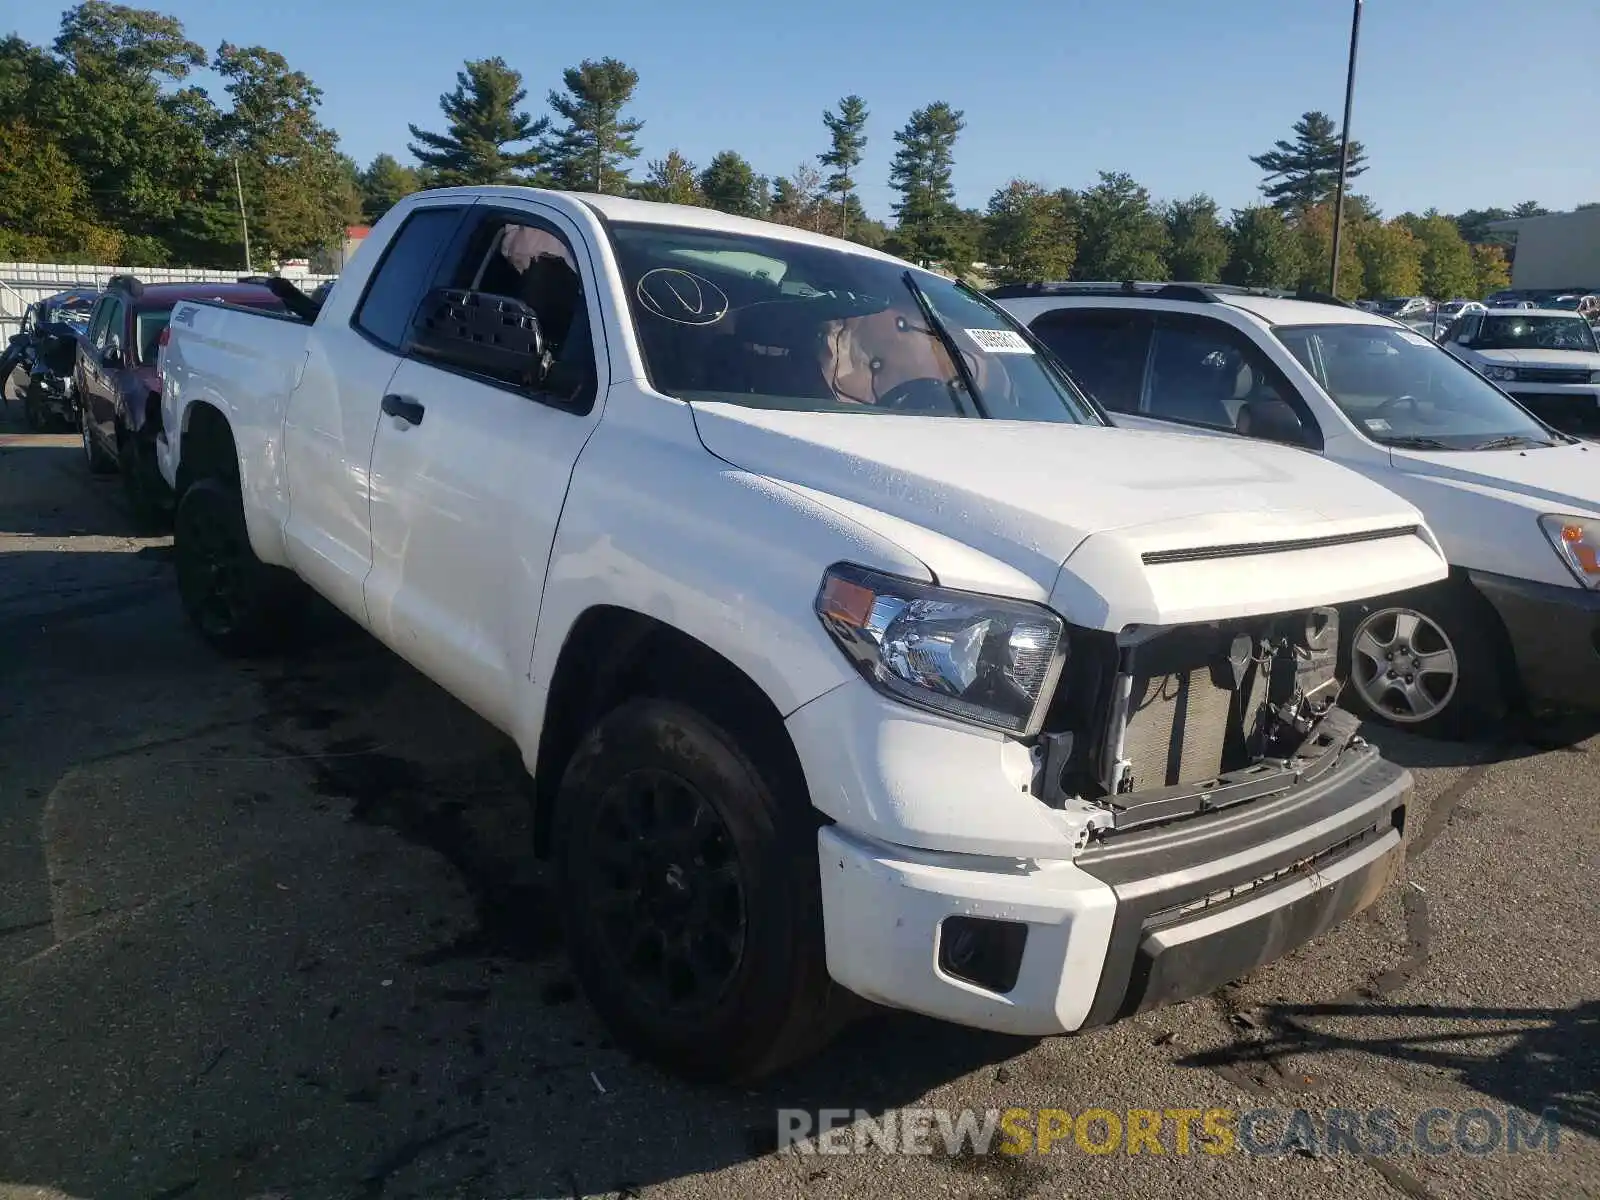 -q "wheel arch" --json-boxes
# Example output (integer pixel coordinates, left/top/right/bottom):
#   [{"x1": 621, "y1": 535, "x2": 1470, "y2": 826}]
[{"x1": 529, "y1": 605, "x2": 812, "y2": 858}]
